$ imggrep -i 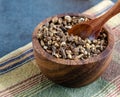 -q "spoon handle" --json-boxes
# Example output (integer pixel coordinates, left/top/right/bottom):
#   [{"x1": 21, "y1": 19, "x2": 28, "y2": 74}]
[
  {"x1": 93, "y1": 0, "x2": 120, "y2": 27},
  {"x1": 98, "y1": 0, "x2": 120, "y2": 24}
]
